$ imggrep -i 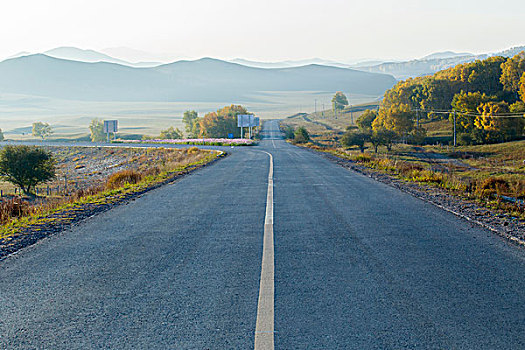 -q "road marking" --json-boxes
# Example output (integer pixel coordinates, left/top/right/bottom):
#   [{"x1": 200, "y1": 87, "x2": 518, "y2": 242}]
[{"x1": 255, "y1": 151, "x2": 274, "y2": 350}]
